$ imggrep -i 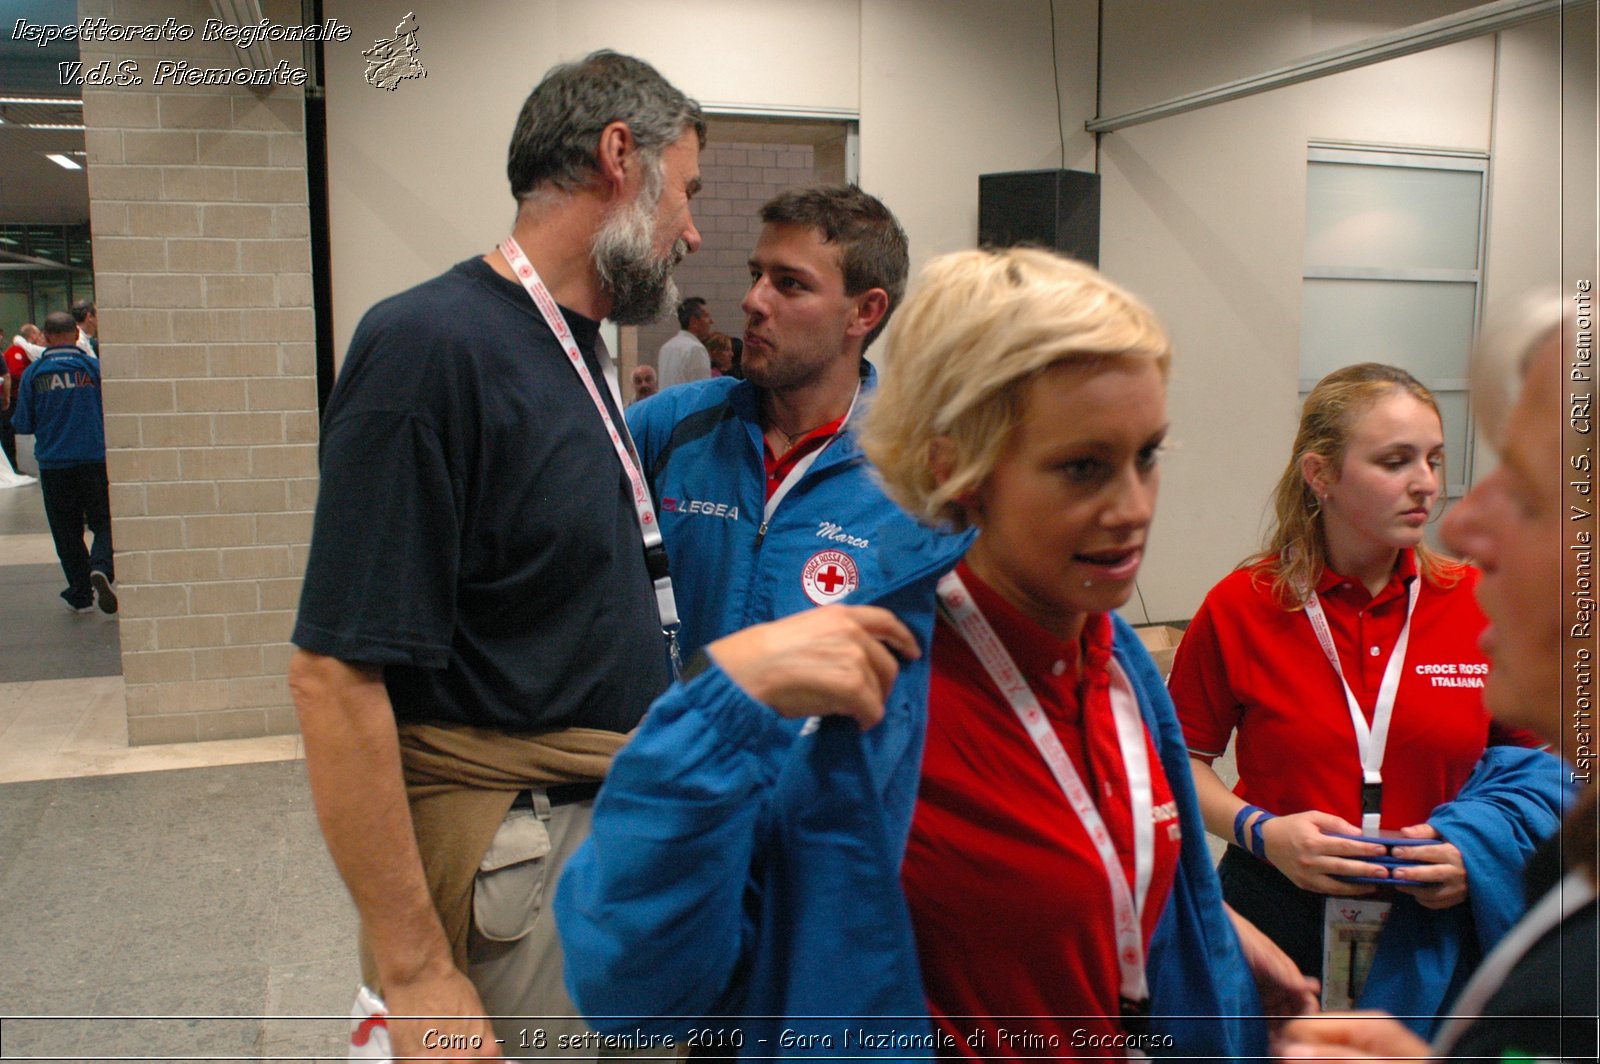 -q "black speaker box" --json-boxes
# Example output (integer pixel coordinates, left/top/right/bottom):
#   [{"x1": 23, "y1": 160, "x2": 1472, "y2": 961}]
[{"x1": 978, "y1": 169, "x2": 1100, "y2": 266}]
